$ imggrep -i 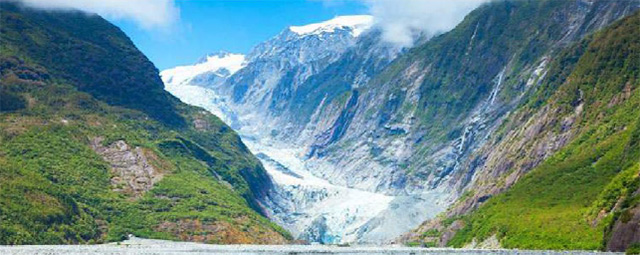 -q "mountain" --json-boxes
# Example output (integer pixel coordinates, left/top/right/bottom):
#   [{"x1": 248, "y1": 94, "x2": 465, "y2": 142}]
[
  {"x1": 408, "y1": 11, "x2": 640, "y2": 251},
  {"x1": 217, "y1": 15, "x2": 380, "y2": 131},
  {"x1": 164, "y1": 15, "x2": 410, "y2": 244},
  {"x1": 161, "y1": 52, "x2": 246, "y2": 125},
  {"x1": 288, "y1": 15, "x2": 373, "y2": 37},
  {"x1": 162, "y1": 0, "x2": 638, "y2": 247},
  {"x1": 0, "y1": 2, "x2": 290, "y2": 245},
  {"x1": 162, "y1": 51, "x2": 246, "y2": 88}
]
